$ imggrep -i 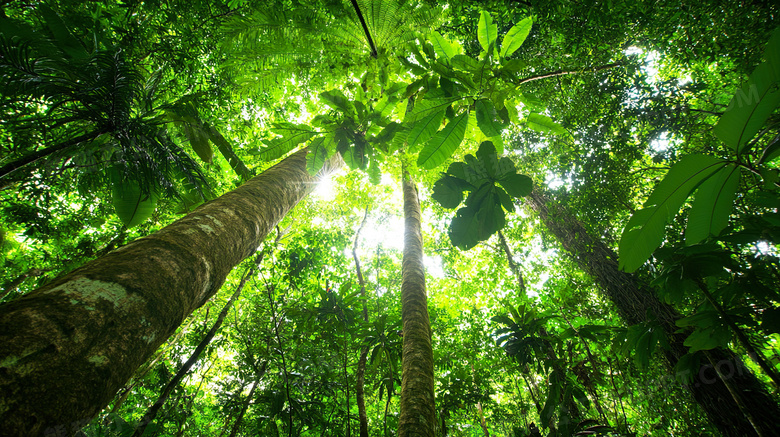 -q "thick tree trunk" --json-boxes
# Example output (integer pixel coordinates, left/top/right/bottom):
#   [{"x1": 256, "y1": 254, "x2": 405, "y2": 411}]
[
  {"x1": 397, "y1": 169, "x2": 435, "y2": 437},
  {"x1": 0, "y1": 148, "x2": 341, "y2": 436},
  {"x1": 525, "y1": 188, "x2": 780, "y2": 437},
  {"x1": 132, "y1": 259, "x2": 260, "y2": 437}
]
